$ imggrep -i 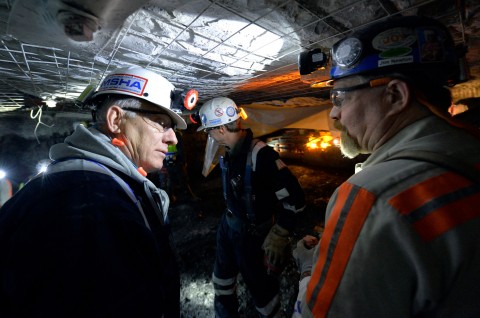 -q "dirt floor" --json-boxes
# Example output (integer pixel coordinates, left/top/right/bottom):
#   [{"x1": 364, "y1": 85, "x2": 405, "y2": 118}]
[{"x1": 167, "y1": 160, "x2": 353, "y2": 317}]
